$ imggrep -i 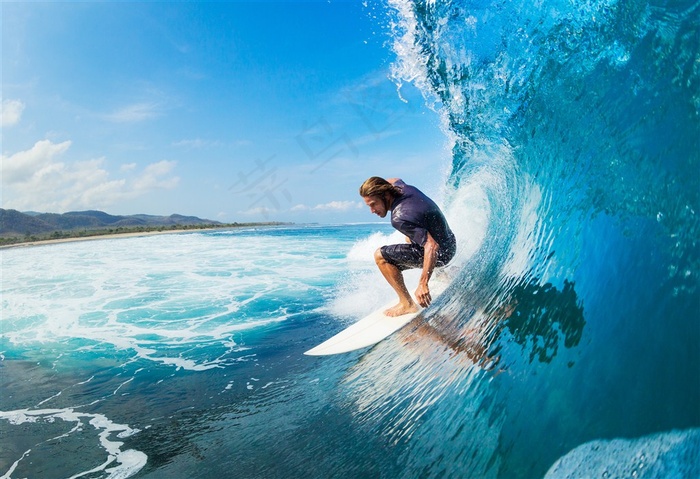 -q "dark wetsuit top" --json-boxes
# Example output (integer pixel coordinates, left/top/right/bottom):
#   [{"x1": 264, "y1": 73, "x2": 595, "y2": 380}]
[{"x1": 381, "y1": 180, "x2": 456, "y2": 270}]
